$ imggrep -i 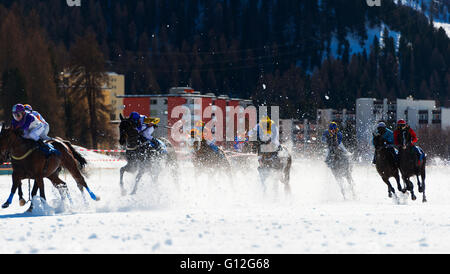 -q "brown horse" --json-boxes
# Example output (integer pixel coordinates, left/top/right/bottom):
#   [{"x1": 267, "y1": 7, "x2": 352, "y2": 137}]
[
  {"x1": 190, "y1": 136, "x2": 233, "y2": 177},
  {"x1": 0, "y1": 125, "x2": 100, "y2": 212}
]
